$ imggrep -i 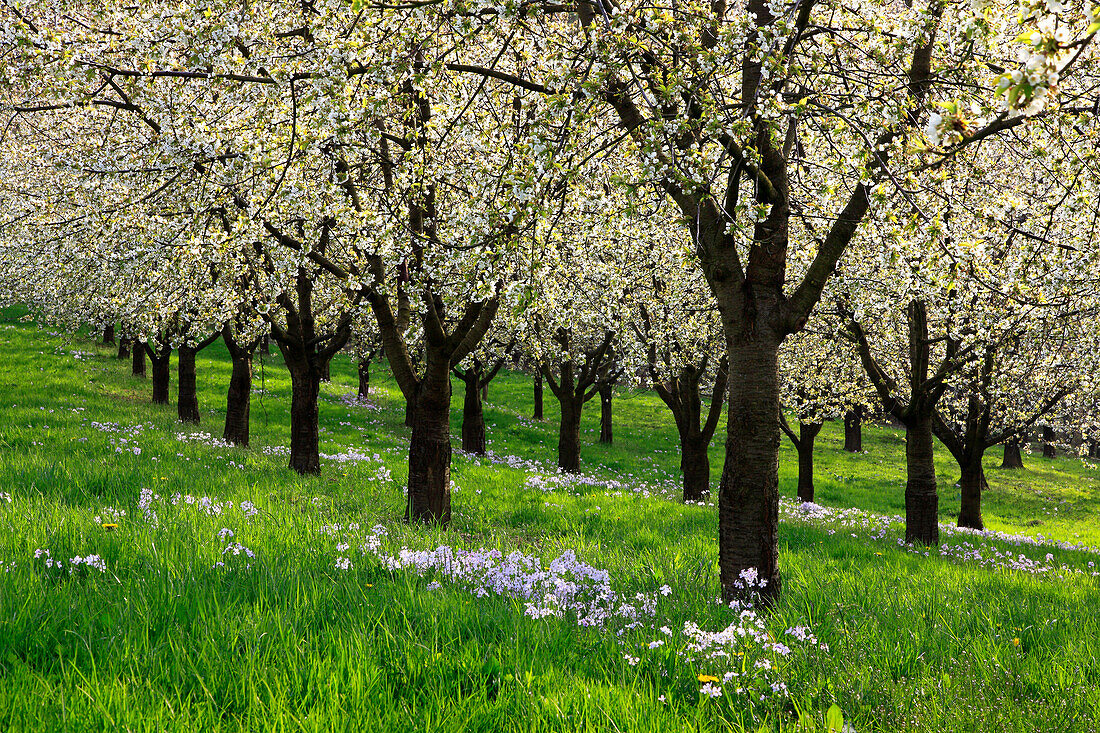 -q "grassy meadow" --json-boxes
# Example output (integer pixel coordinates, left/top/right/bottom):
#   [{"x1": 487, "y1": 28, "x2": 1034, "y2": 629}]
[{"x1": 0, "y1": 308, "x2": 1098, "y2": 732}]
